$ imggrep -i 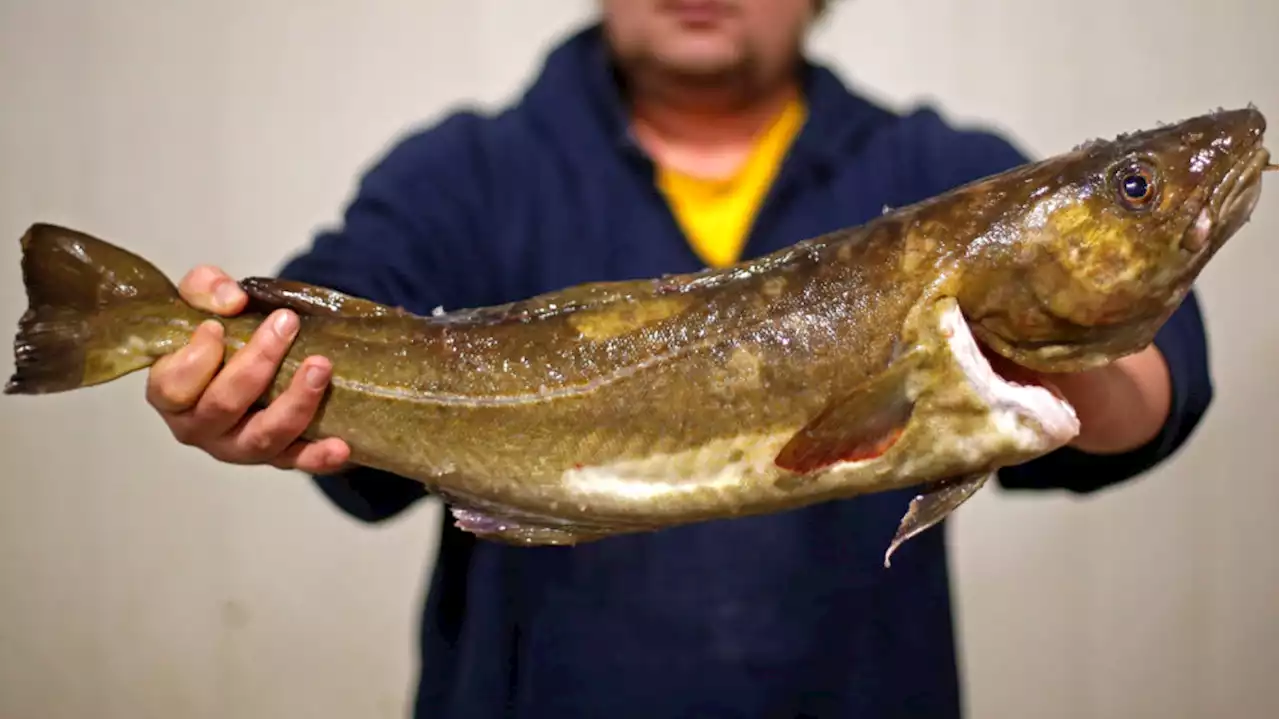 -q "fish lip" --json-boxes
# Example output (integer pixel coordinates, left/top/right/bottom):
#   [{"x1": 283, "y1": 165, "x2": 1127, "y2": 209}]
[
  {"x1": 1215, "y1": 145, "x2": 1270, "y2": 221},
  {"x1": 1183, "y1": 143, "x2": 1272, "y2": 254},
  {"x1": 1198, "y1": 143, "x2": 1269, "y2": 241}
]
